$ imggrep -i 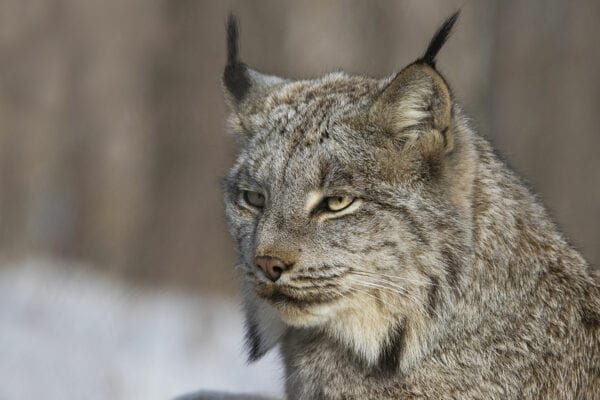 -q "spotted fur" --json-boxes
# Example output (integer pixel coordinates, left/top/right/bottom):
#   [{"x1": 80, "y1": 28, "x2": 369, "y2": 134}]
[{"x1": 222, "y1": 12, "x2": 599, "y2": 400}]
